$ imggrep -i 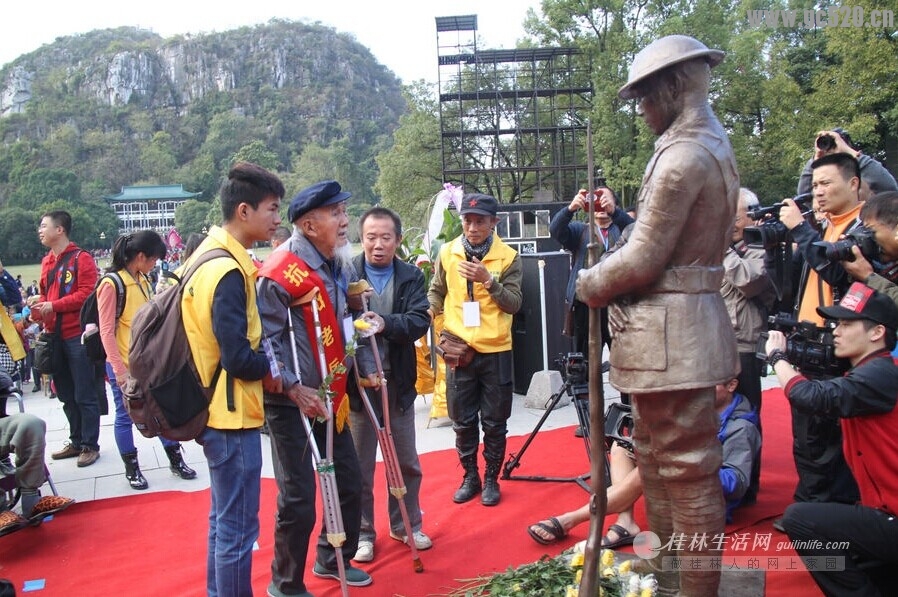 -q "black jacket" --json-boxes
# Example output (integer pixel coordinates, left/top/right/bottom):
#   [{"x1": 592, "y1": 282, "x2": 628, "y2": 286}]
[{"x1": 349, "y1": 255, "x2": 430, "y2": 416}]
